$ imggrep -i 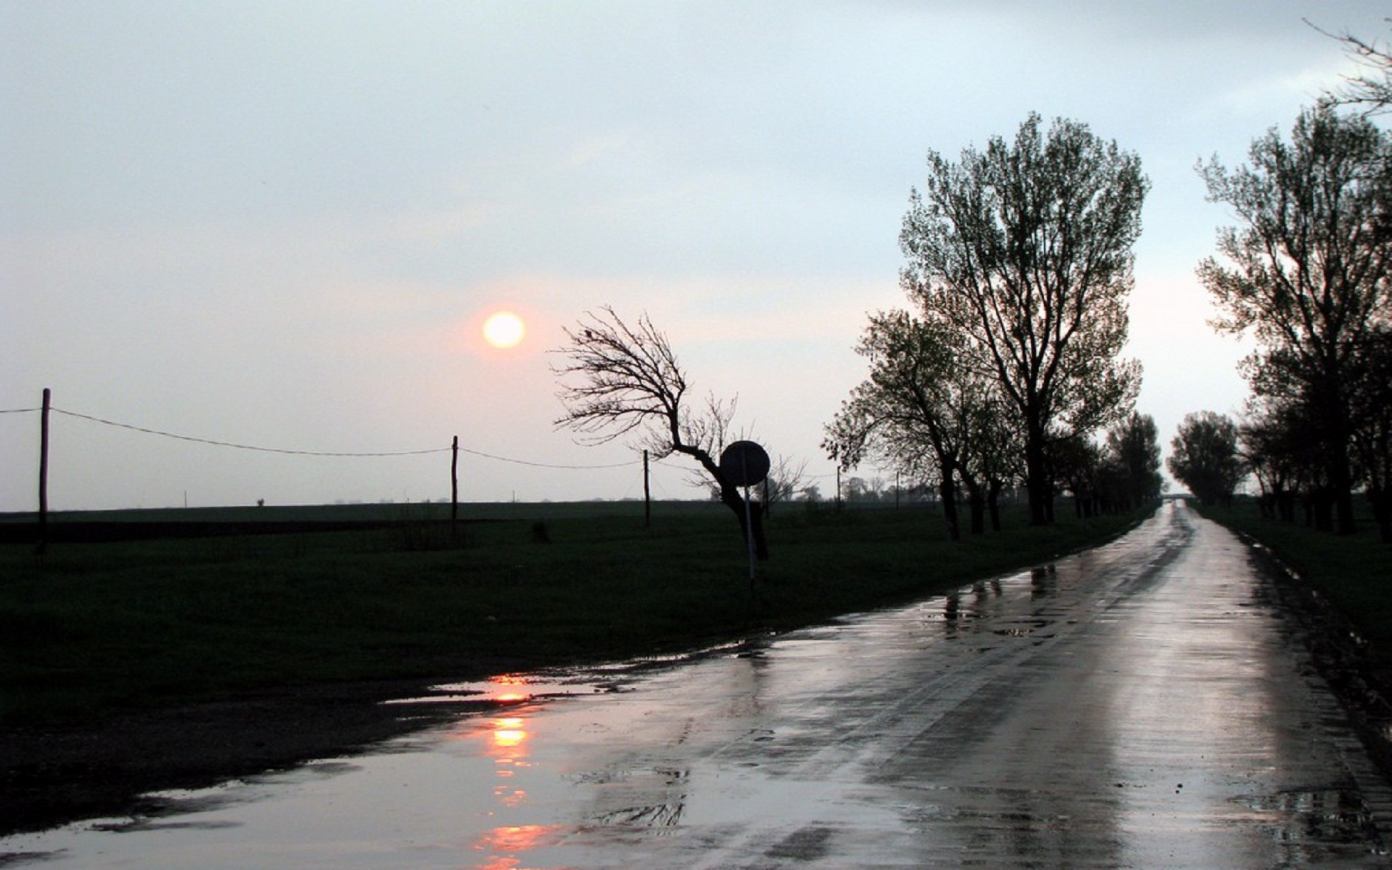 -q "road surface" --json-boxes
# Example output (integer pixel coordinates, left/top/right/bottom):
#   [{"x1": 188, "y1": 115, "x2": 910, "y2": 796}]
[{"x1": 4, "y1": 500, "x2": 1390, "y2": 867}]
